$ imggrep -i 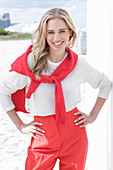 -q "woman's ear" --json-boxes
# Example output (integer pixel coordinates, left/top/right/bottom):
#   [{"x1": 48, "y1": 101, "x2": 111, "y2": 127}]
[{"x1": 69, "y1": 29, "x2": 73, "y2": 37}]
